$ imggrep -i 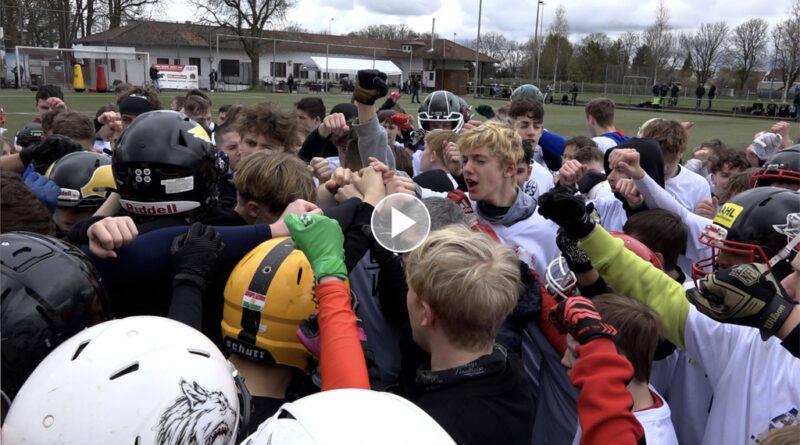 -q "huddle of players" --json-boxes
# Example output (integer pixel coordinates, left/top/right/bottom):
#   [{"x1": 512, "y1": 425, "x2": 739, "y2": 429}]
[{"x1": 1, "y1": 73, "x2": 799, "y2": 444}]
